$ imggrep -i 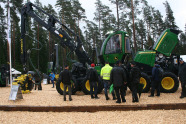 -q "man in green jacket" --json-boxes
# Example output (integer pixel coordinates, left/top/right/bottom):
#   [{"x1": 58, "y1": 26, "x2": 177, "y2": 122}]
[{"x1": 101, "y1": 61, "x2": 116, "y2": 100}]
